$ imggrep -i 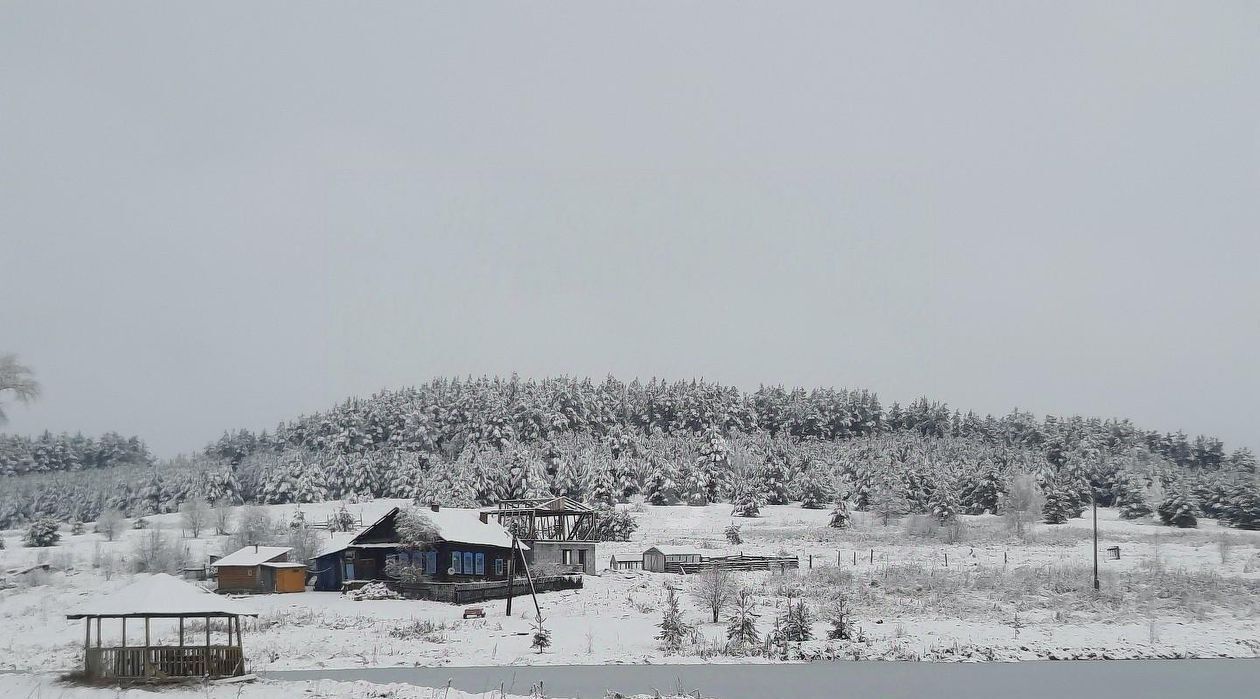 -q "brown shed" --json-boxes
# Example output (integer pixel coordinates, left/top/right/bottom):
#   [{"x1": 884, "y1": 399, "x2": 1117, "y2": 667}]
[{"x1": 212, "y1": 546, "x2": 305, "y2": 594}]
